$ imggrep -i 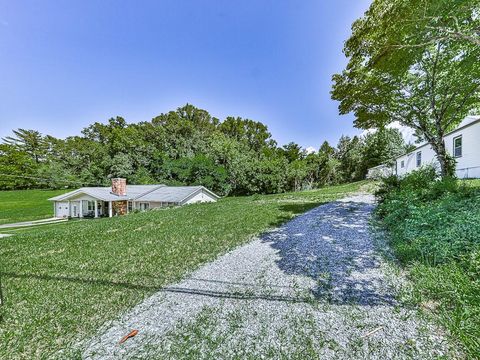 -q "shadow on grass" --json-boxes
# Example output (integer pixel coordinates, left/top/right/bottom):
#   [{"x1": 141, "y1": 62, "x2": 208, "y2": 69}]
[
  {"x1": 268, "y1": 201, "x2": 328, "y2": 228},
  {"x1": 0, "y1": 272, "x2": 311, "y2": 305}
]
